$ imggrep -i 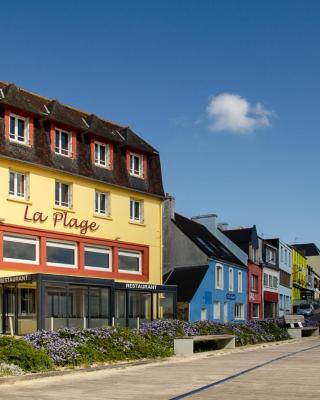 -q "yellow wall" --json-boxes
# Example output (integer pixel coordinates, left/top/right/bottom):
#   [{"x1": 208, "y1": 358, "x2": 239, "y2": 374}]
[
  {"x1": 0, "y1": 158, "x2": 163, "y2": 284},
  {"x1": 291, "y1": 248, "x2": 308, "y2": 301}
]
